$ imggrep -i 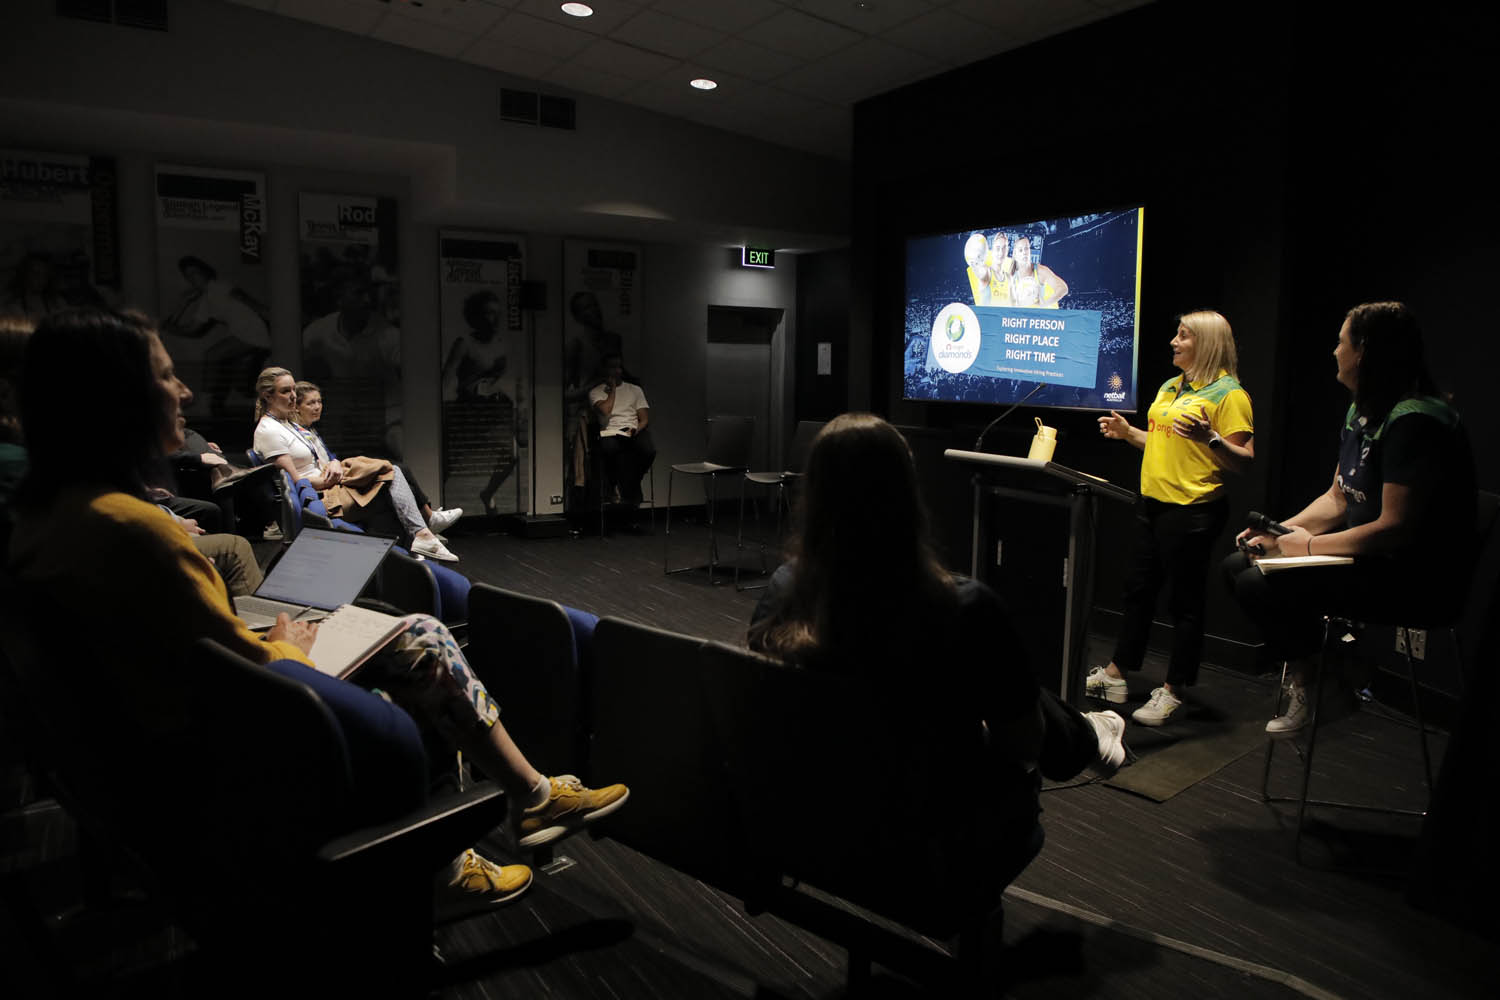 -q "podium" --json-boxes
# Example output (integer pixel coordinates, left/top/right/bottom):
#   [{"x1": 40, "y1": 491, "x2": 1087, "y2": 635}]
[{"x1": 944, "y1": 450, "x2": 1135, "y2": 700}]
